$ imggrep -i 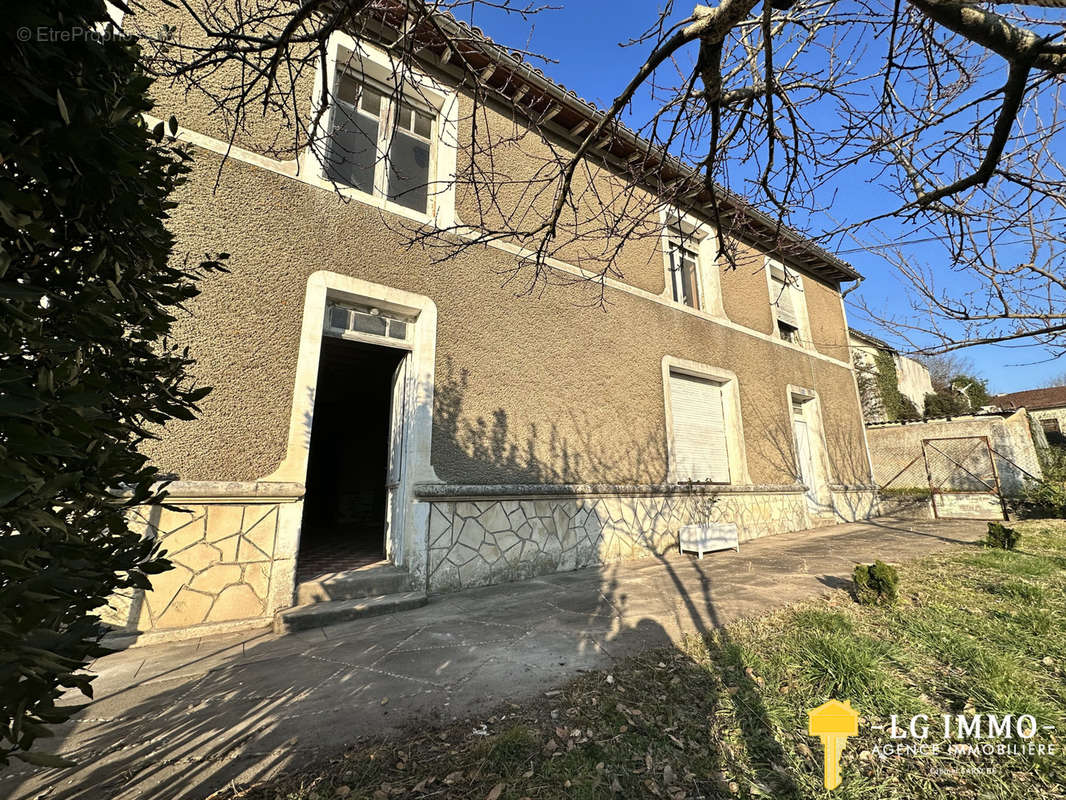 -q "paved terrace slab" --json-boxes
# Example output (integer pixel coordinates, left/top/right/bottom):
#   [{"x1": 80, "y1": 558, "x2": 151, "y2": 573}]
[{"x1": 3, "y1": 517, "x2": 986, "y2": 800}]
